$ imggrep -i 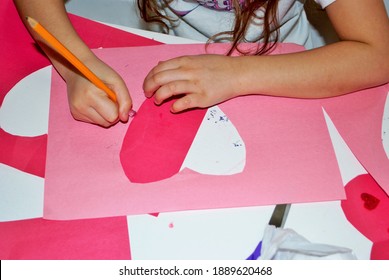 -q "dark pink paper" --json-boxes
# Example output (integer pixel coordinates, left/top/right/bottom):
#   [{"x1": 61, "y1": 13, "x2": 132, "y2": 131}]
[
  {"x1": 341, "y1": 174, "x2": 389, "y2": 260},
  {"x1": 0, "y1": 217, "x2": 131, "y2": 259},
  {"x1": 120, "y1": 98, "x2": 206, "y2": 183},
  {"x1": 0, "y1": 128, "x2": 47, "y2": 177}
]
